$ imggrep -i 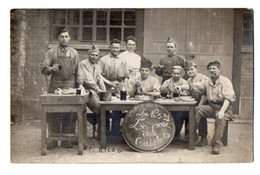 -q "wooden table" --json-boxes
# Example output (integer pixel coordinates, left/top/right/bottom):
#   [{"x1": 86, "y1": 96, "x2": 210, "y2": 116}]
[
  {"x1": 39, "y1": 93, "x2": 89, "y2": 155},
  {"x1": 99, "y1": 98, "x2": 197, "y2": 150}
]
